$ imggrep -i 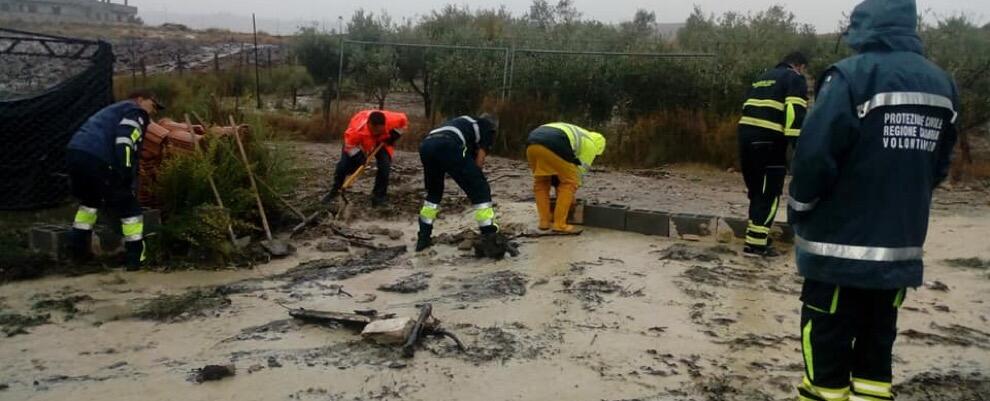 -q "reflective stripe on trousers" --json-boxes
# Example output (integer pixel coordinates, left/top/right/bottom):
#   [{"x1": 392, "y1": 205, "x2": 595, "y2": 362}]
[
  {"x1": 73, "y1": 206, "x2": 98, "y2": 230},
  {"x1": 121, "y1": 216, "x2": 144, "y2": 242},
  {"x1": 474, "y1": 202, "x2": 496, "y2": 228},
  {"x1": 419, "y1": 201, "x2": 440, "y2": 225}
]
